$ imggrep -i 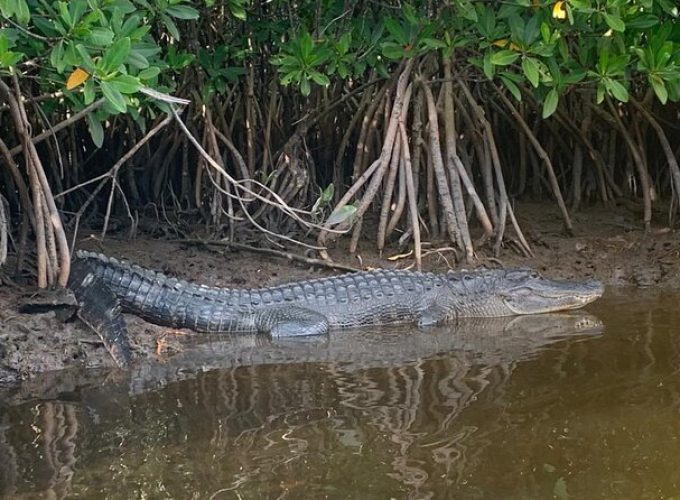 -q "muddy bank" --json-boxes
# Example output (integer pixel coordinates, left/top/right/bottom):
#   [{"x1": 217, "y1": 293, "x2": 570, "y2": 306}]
[{"x1": 0, "y1": 202, "x2": 678, "y2": 382}]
